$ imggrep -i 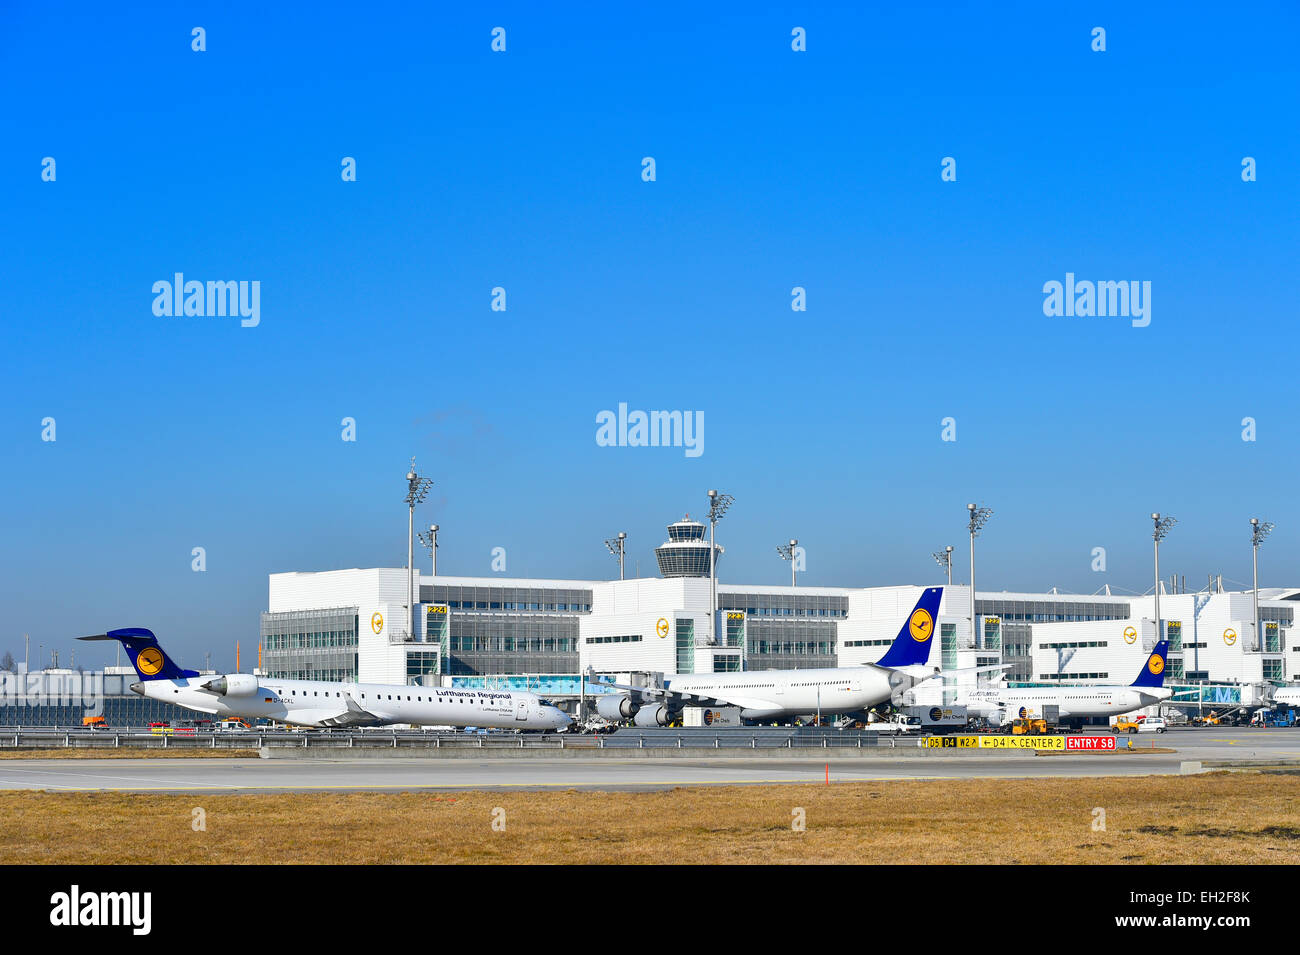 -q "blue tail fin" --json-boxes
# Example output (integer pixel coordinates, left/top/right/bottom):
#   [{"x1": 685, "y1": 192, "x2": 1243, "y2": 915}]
[
  {"x1": 77, "y1": 628, "x2": 199, "y2": 681},
  {"x1": 1131, "y1": 640, "x2": 1170, "y2": 688},
  {"x1": 875, "y1": 587, "x2": 943, "y2": 668}
]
